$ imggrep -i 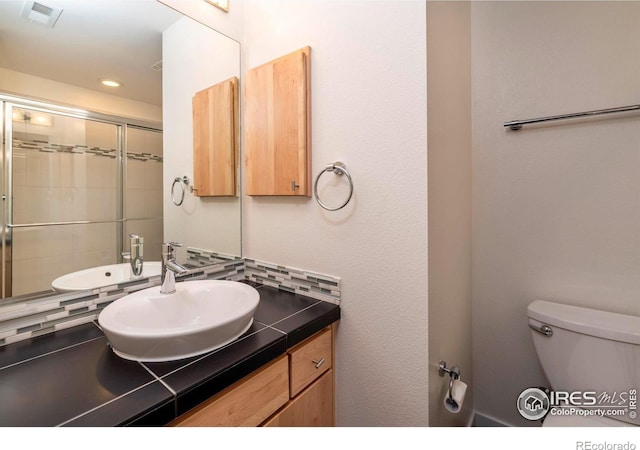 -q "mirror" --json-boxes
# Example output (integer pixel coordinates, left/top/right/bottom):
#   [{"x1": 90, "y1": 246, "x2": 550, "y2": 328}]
[{"x1": 0, "y1": 0, "x2": 241, "y2": 301}]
